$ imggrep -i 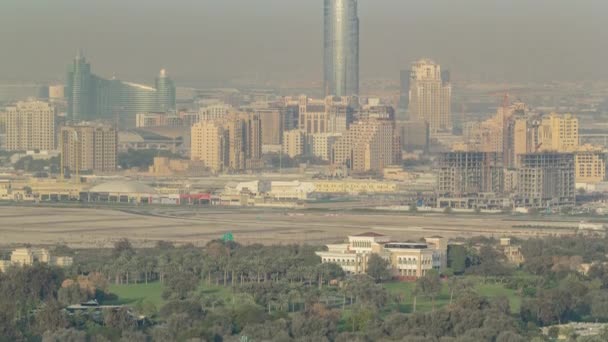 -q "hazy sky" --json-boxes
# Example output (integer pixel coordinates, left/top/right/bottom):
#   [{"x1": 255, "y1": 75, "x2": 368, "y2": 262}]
[{"x1": 0, "y1": 0, "x2": 606, "y2": 85}]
